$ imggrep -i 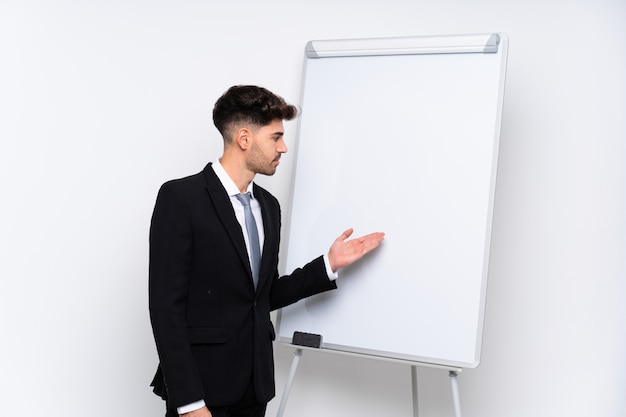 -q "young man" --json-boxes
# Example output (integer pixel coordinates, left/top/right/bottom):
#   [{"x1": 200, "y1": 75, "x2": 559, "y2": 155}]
[{"x1": 149, "y1": 85, "x2": 385, "y2": 417}]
